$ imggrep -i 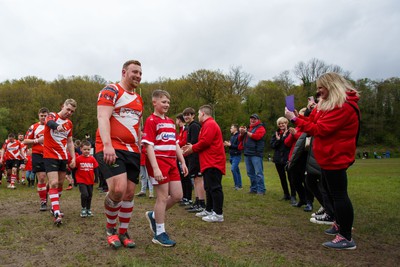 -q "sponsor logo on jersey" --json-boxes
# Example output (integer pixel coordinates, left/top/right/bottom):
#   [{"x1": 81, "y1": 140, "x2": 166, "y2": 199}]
[{"x1": 161, "y1": 132, "x2": 175, "y2": 141}]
